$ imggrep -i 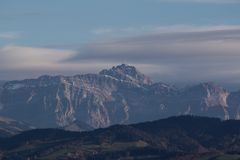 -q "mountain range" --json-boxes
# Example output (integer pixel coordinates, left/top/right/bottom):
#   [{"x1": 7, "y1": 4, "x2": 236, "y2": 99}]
[
  {"x1": 0, "y1": 64, "x2": 240, "y2": 129},
  {"x1": 1, "y1": 116, "x2": 240, "y2": 160}
]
